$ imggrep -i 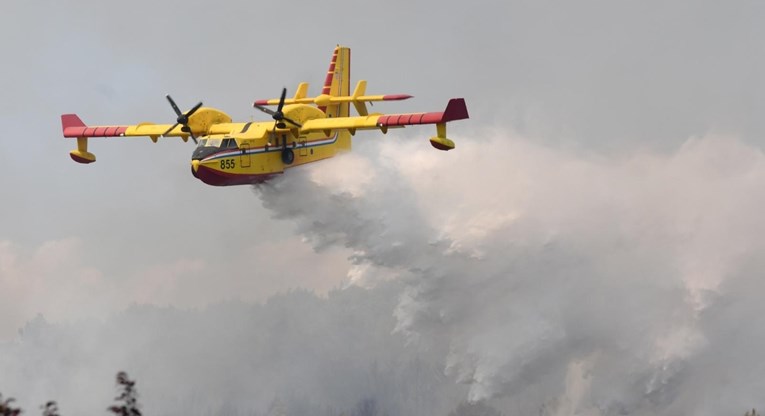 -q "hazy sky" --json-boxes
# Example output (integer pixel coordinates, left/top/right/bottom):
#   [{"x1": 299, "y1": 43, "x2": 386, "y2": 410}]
[{"x1": 1, "y1": 1, "x2": 765, "y2": 414}]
